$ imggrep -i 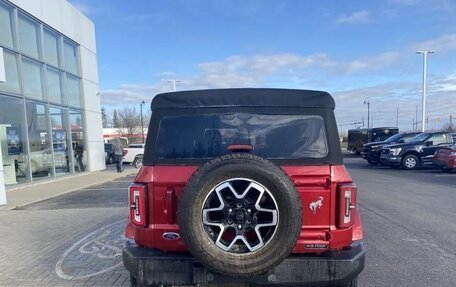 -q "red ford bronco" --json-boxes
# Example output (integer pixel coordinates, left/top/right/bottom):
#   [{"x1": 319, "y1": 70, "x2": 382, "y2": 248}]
[{"x1": 123, "y1": 88, "x2": 365, "y2": 286}]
